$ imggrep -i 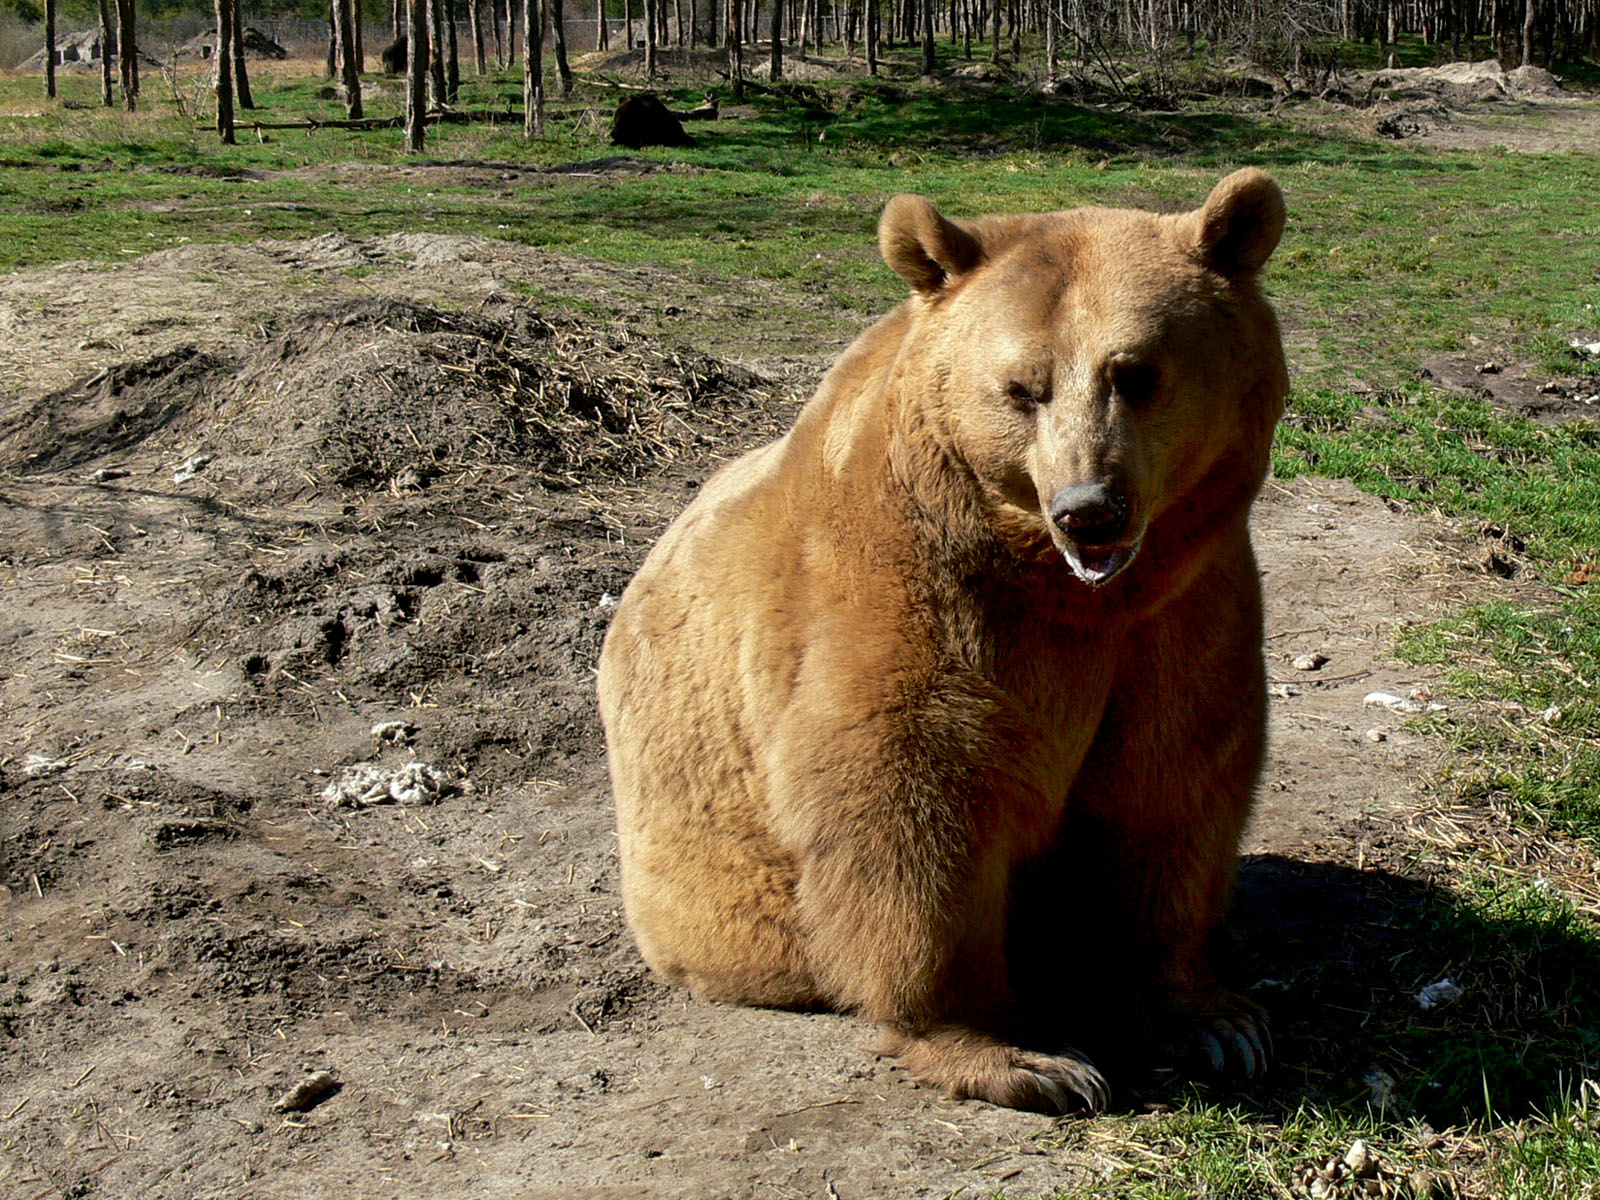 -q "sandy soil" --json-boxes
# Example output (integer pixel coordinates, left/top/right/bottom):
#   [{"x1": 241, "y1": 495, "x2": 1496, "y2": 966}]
[{"x1": 0, "y1": 234, "x2": 1548, "y2": 1199}]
